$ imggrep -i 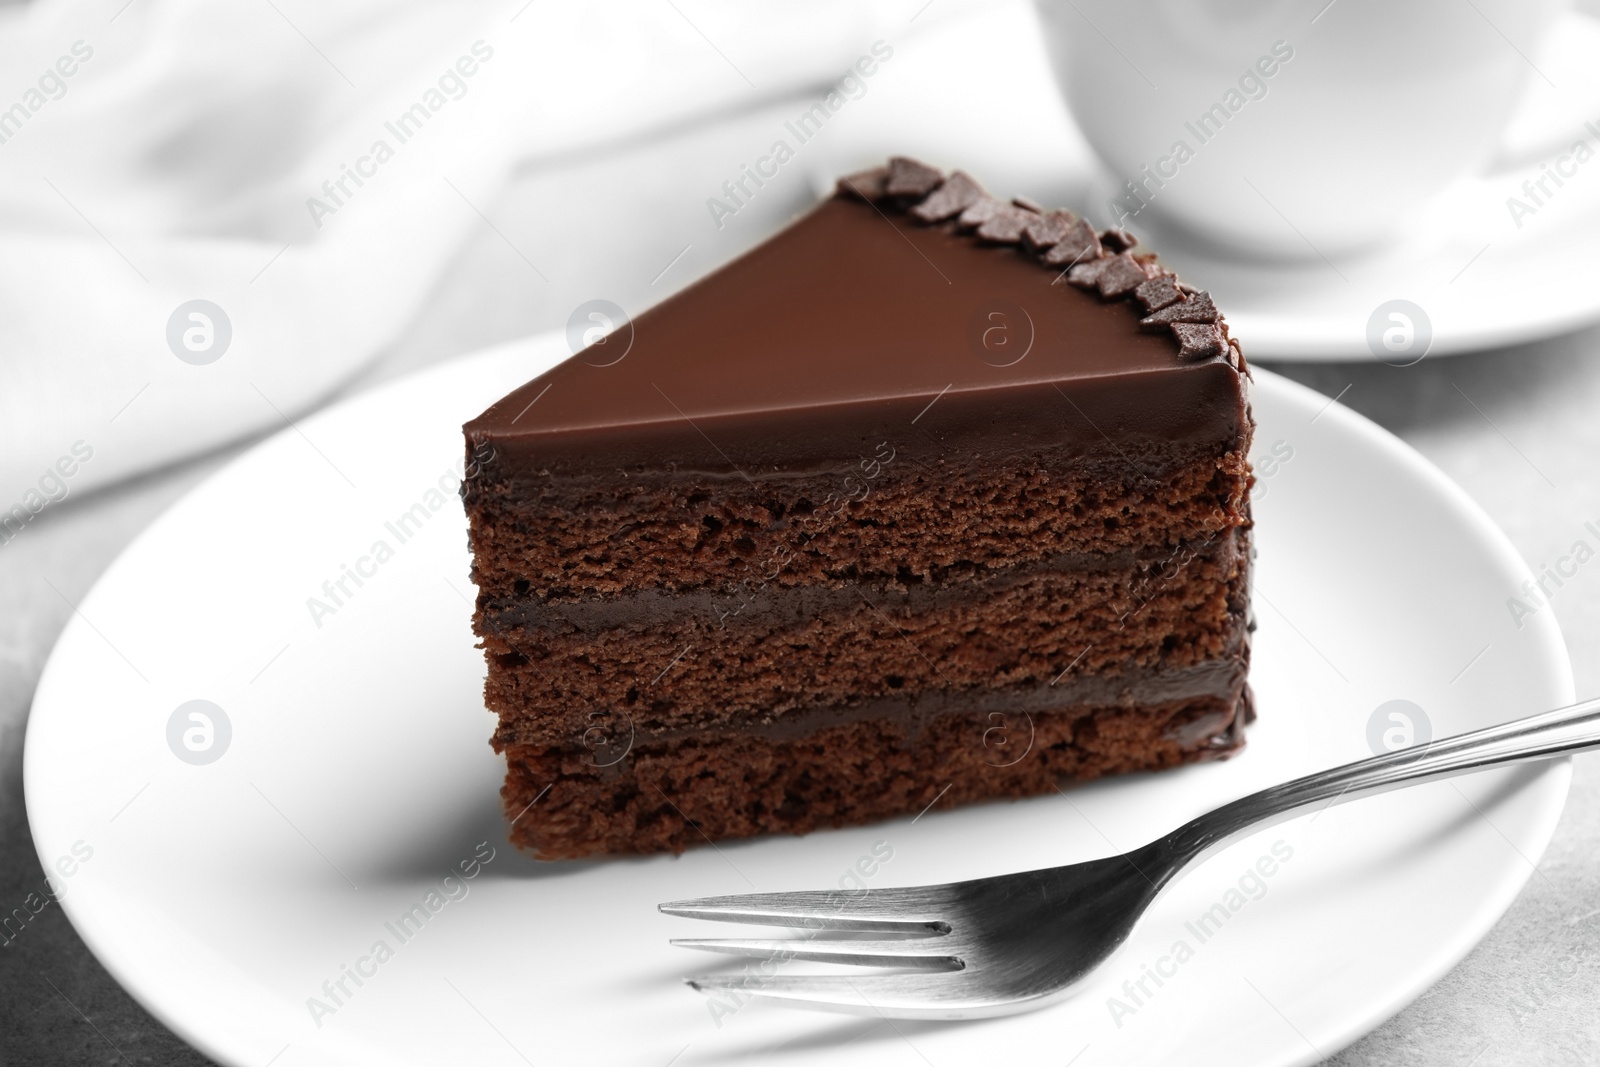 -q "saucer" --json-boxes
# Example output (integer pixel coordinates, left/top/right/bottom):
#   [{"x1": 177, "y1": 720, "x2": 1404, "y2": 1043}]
[
  {"x1": 1070, "y1": 9, "x2": 1600, "y2": 361},
  {"x1": 829, "y1": 2, "x2": 1600, "y2": 361}
]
